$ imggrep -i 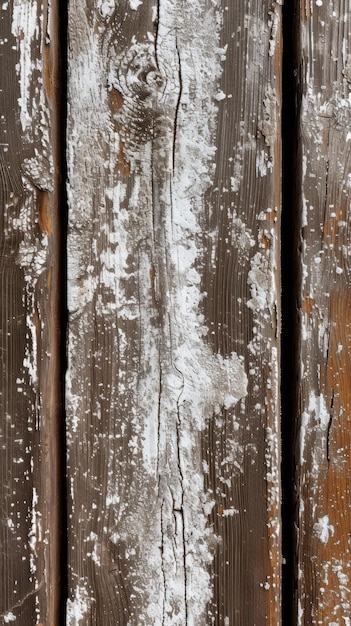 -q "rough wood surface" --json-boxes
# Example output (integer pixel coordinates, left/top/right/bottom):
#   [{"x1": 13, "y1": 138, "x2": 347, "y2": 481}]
[
  {"x1": 66, "y1": 1, "x2": 282, "y2": 624},
  {"x1": 0, "y1": 0, "x2": 62, "y2": 623},
  {"x1": 297, "y1": 1, "x2": 351, "y2": 623}
]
